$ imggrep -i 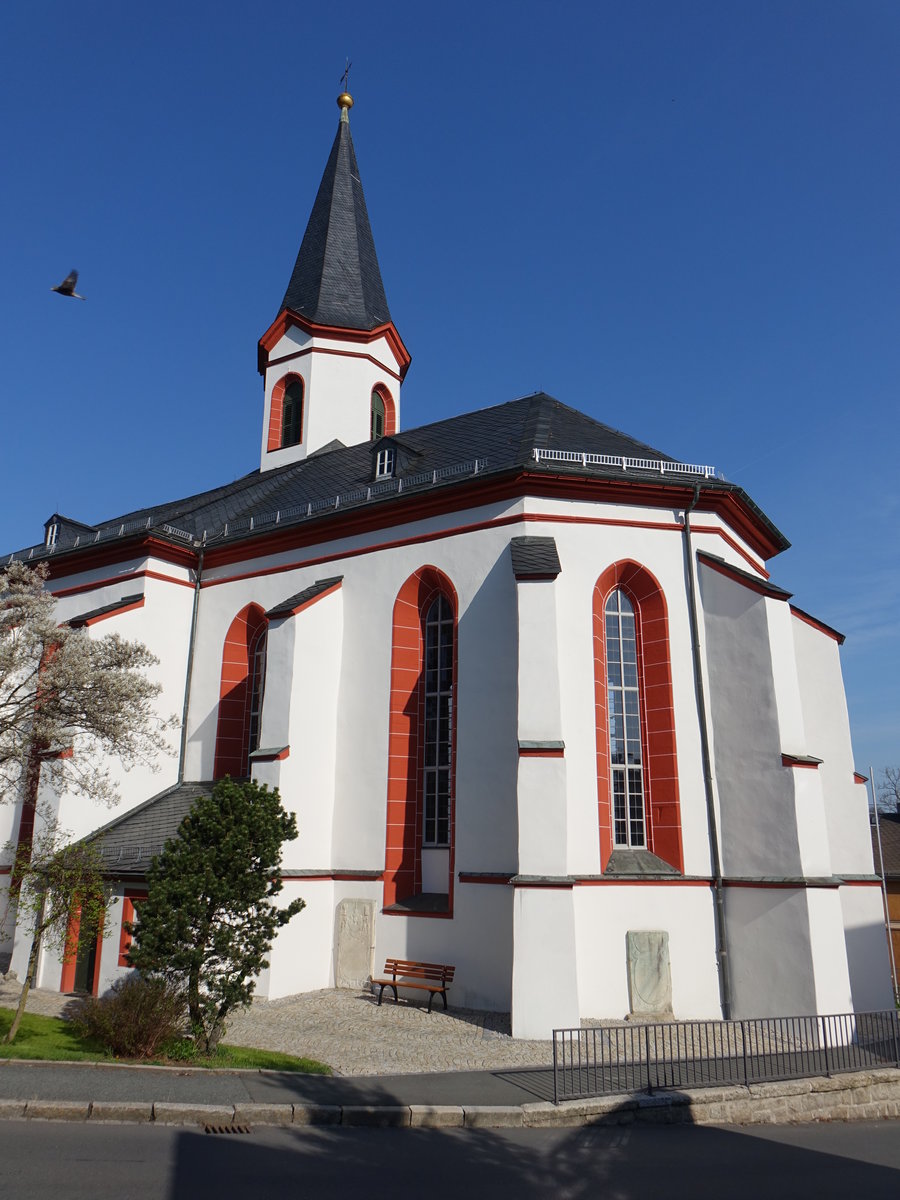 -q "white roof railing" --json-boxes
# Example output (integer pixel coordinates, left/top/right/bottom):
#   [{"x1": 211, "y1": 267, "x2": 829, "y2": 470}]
[{"x1": 532, "y1": 448, "x2": 718, "y2": 478}]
